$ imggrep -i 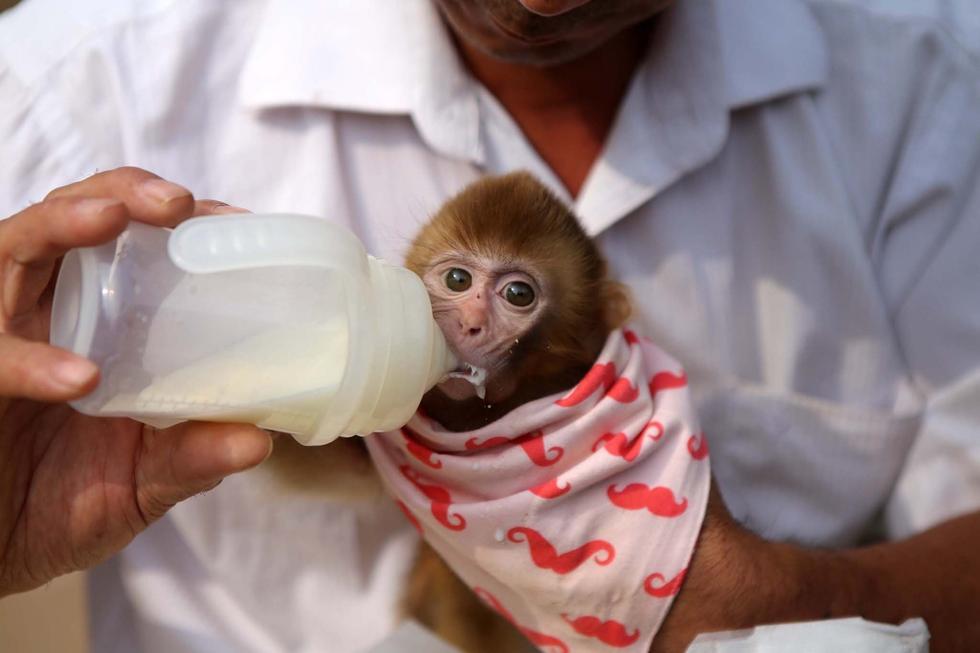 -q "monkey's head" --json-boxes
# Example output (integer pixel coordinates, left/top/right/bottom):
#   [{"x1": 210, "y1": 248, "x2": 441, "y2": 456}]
[{"x1": 406, "y1": 172, "x2": 629, "y2": 429}]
